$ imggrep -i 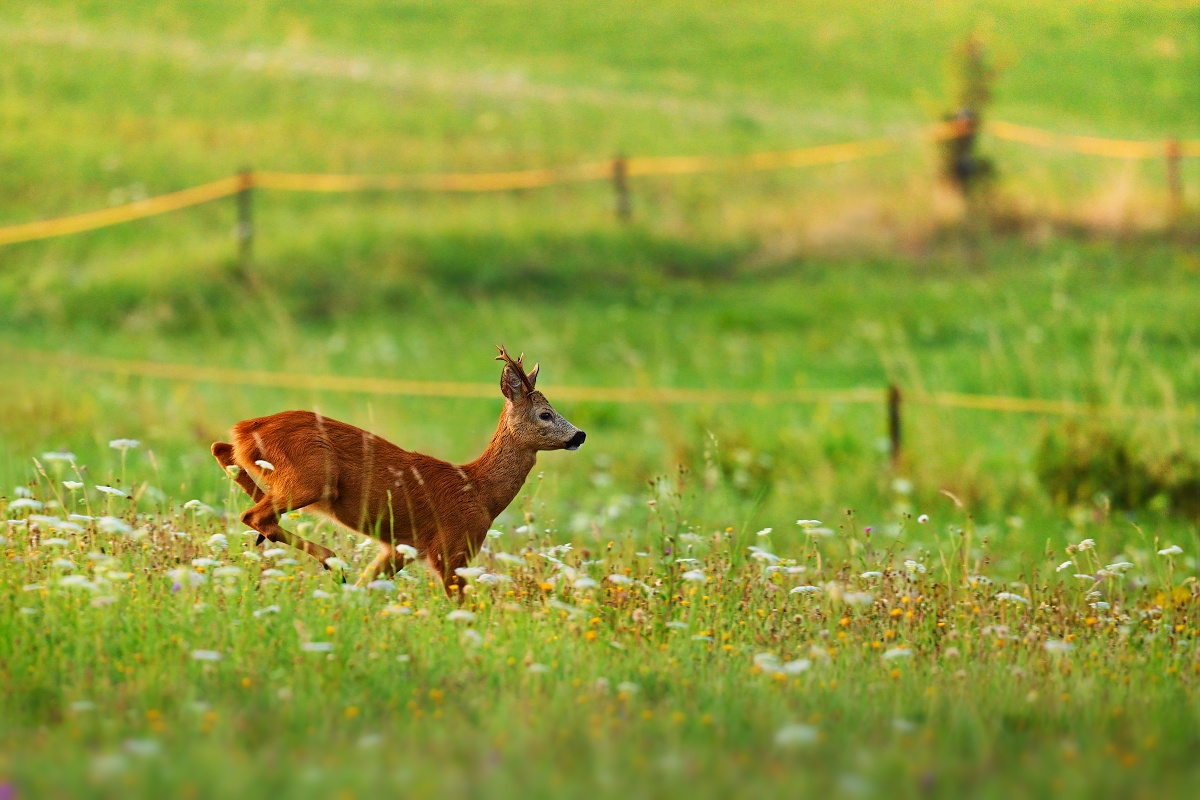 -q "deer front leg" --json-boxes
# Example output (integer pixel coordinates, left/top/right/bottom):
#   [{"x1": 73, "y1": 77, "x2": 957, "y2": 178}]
[{"x1": 427, "y1": 546, "x2": 472, "y2": 603}]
